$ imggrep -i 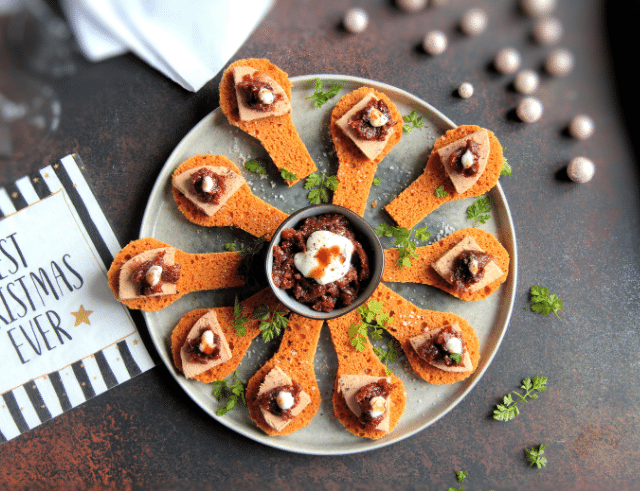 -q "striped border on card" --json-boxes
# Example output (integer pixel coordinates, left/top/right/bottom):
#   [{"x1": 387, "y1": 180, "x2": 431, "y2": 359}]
[{"x1": 0, "y1": 155, "x2": 154, "y2": 444}]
